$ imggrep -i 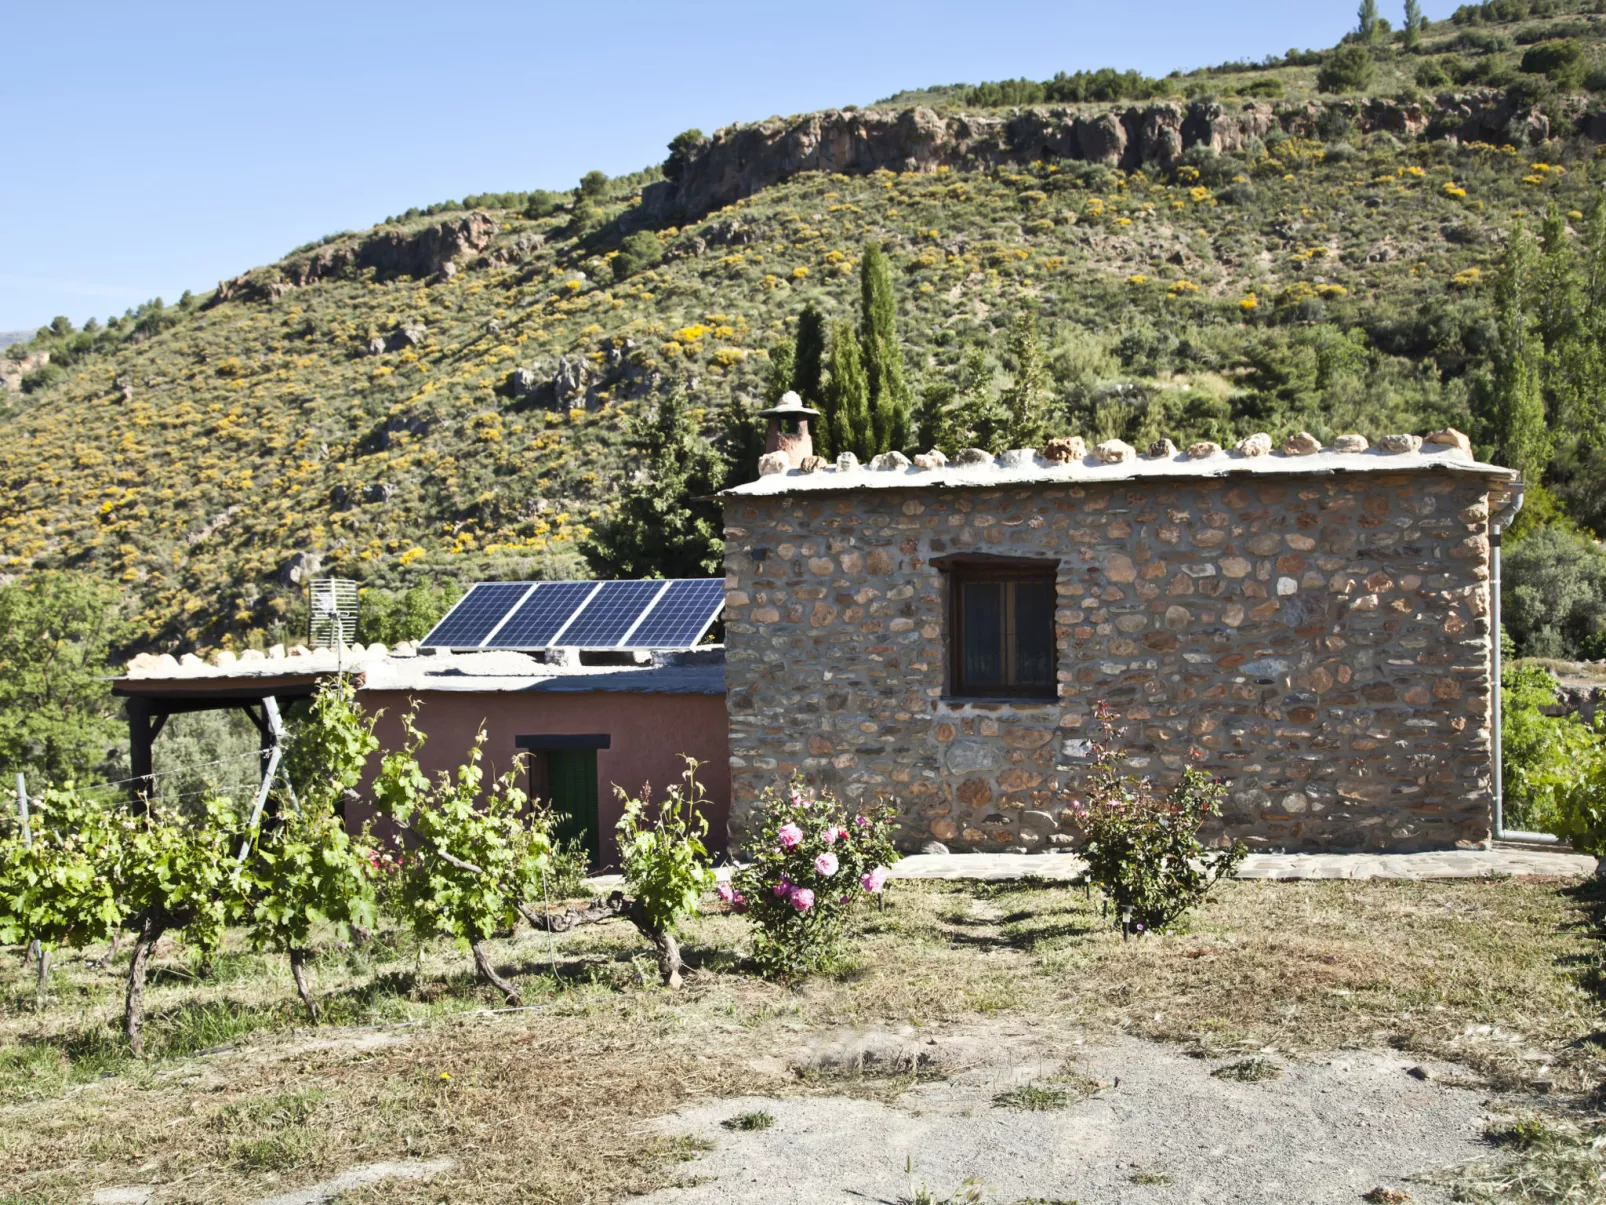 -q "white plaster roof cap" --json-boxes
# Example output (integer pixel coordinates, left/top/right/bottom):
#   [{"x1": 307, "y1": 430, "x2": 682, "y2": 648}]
[{"x1": 718, "y1": 438, "x2": 1515, "y2": 498}]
